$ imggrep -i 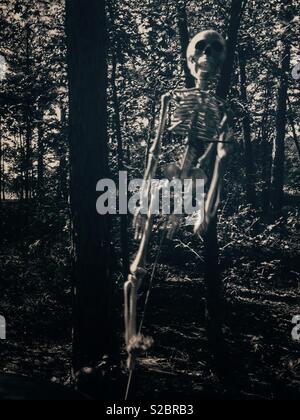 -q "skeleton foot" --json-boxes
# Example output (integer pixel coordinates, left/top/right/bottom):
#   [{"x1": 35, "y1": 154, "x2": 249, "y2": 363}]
[{"x1": 127, "y1": 334, "x2": 154, "y2": 356}]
